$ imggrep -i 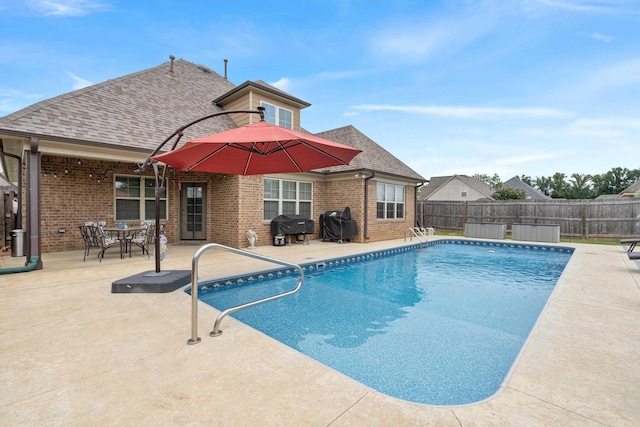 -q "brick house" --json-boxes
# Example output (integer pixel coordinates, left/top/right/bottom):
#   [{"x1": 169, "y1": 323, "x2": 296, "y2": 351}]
[{"x1": 0, "y1": 57, "x2": 425, "y2": 268}]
